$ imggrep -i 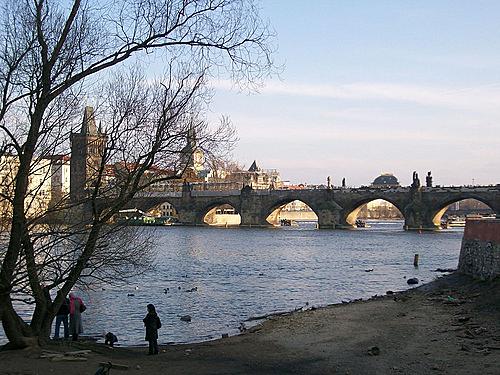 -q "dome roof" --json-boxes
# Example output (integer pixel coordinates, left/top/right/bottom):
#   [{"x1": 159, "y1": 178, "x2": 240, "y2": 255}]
[{"x1": 372, "y1": 174, "x2": 399, "y2": 187}]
